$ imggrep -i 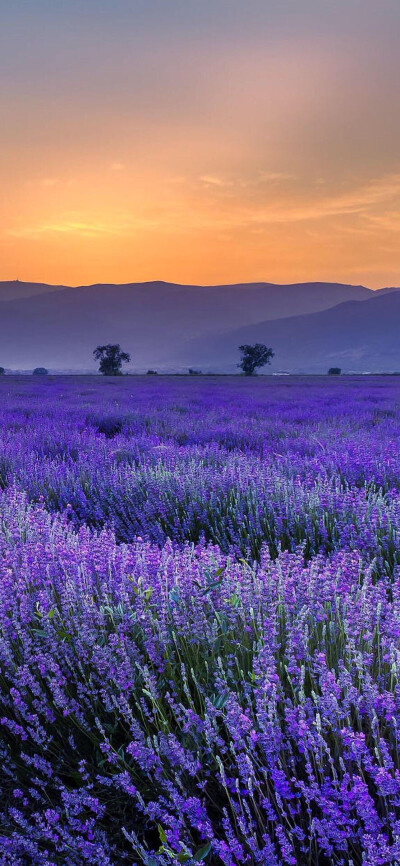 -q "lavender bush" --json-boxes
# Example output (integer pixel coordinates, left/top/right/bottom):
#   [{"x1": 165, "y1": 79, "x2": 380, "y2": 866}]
[{"x1": 0, "y1": 375, "x2": 400, "y2": 864}]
